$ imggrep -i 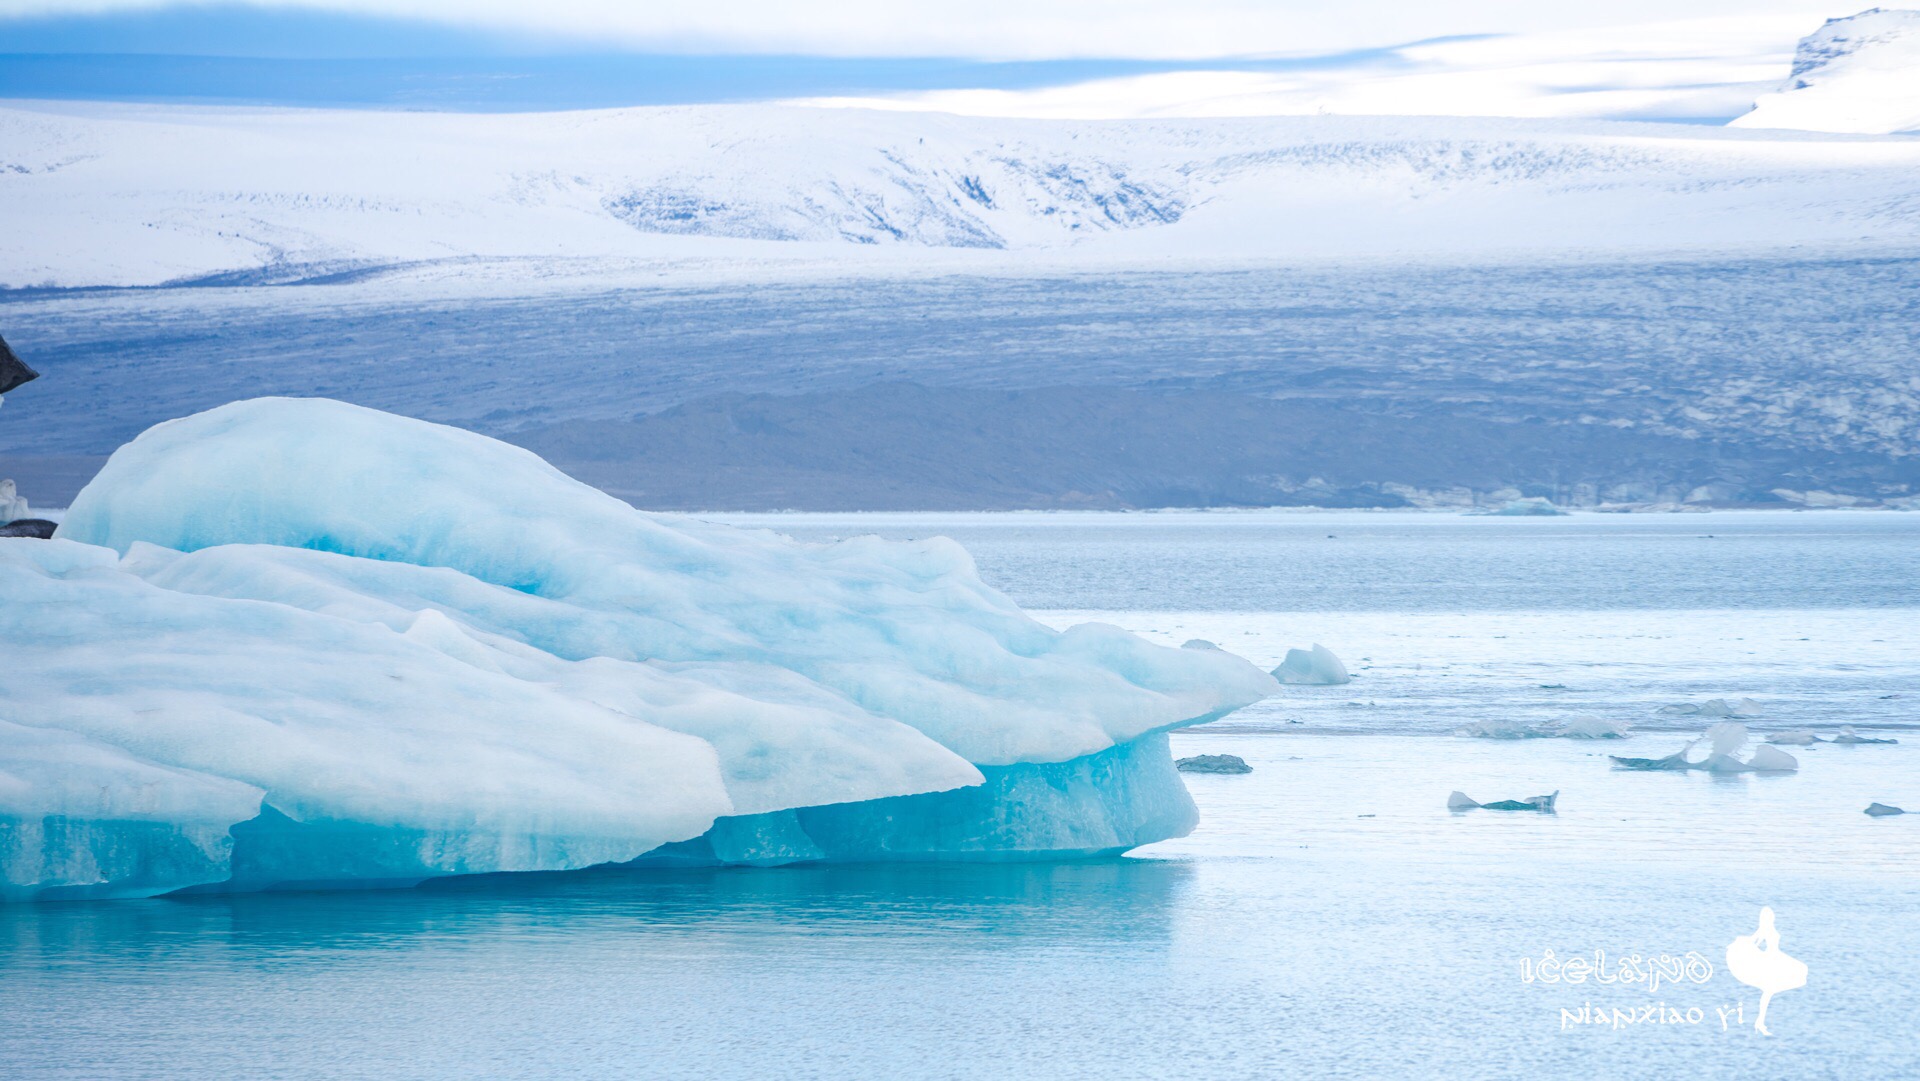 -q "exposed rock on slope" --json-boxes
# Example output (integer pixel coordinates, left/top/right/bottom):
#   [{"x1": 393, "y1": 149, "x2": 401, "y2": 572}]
[{"x1": 0, "y1": 334, "x2": 38, "y2": 395}]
